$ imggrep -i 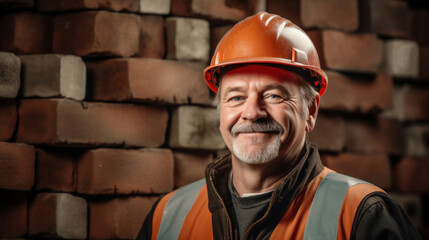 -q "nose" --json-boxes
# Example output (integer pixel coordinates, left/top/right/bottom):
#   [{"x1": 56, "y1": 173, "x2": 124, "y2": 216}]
[{"x1": 241, "y1": 95, "x2": 267, "y2": 121}]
